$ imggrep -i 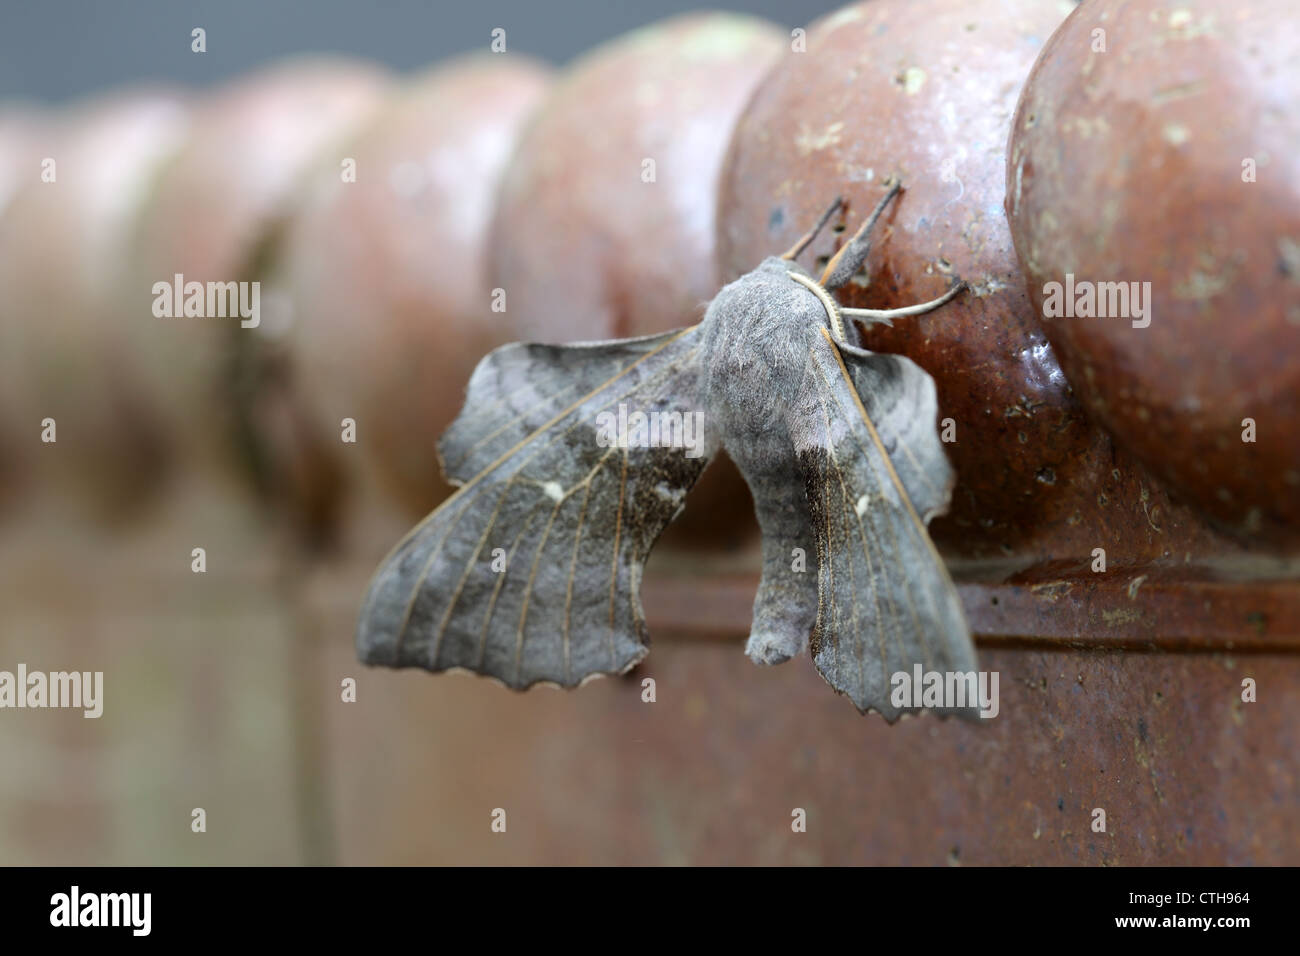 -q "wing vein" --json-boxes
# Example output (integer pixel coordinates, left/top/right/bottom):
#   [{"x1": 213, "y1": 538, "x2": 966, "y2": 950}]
[
  {"x1": 812, "y1": 345, "x2": 932, "y2": 671},
  {"x1": 430, "y1": 479, "x2": 516, "y2": 666},
  {"x1": 445, "y1": 381, "x2": 582, "y2": 475},
  {"x1": 607, "y1": 447, "x2": 629, "y2": 669},
  {"x1": 476, "y1": 506, "x2": 543, "y2": 669},
  {"x1": 513, "y1": 449, "x2": 616, "y2": 684},
  {"x1": 813, "y1": 377, "x2": 888, "y2": 690},
  {"x1": 563, "y1": 451, "x2": 612, "y2": 684},
  {"x1": 392, "y1": 489, "x2": 489, "y2": 658}
]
